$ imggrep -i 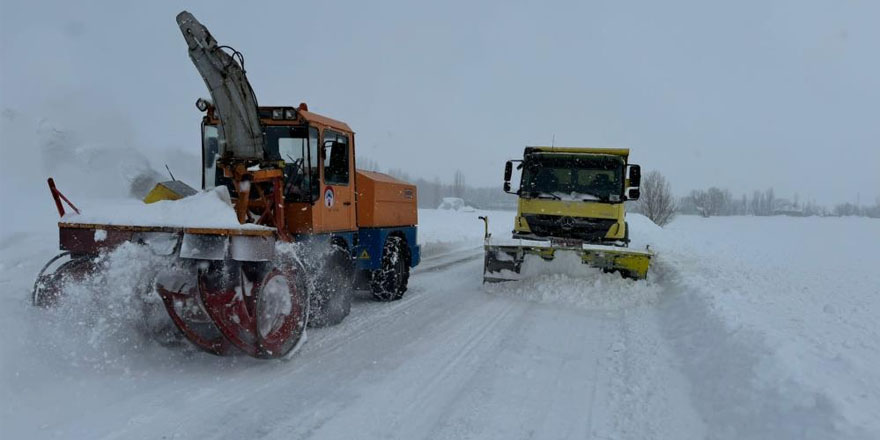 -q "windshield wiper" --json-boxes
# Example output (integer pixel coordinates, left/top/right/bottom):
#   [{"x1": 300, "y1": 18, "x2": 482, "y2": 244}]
[
  {"x1": 580, "y1": 192, "x2": 604, "y2": 201},
  {"x1": 527, "y1": 191, "x2": 561, "y2": 200}
]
